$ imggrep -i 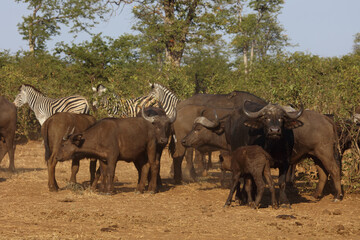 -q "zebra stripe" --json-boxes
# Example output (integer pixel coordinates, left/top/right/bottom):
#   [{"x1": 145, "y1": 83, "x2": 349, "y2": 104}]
[
  {"x1": 14, "y1": 84, "x2": 90, "y2": 125},
  {"x1": 149, "y1": 83, "x2": 180, "y2": 117},
  {"x1": 92, "y1": 84, "x2": 159, "y2": 118}
]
